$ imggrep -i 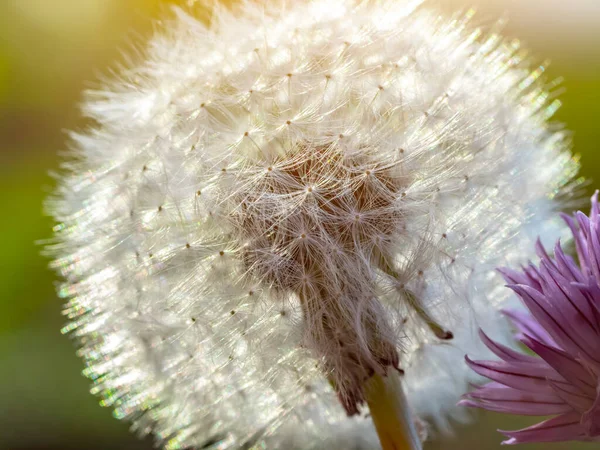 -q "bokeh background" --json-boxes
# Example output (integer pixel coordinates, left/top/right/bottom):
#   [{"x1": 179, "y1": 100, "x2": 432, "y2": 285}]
[{"x1": 0, "y1": 0, "x2": 598, "y2": 449}]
